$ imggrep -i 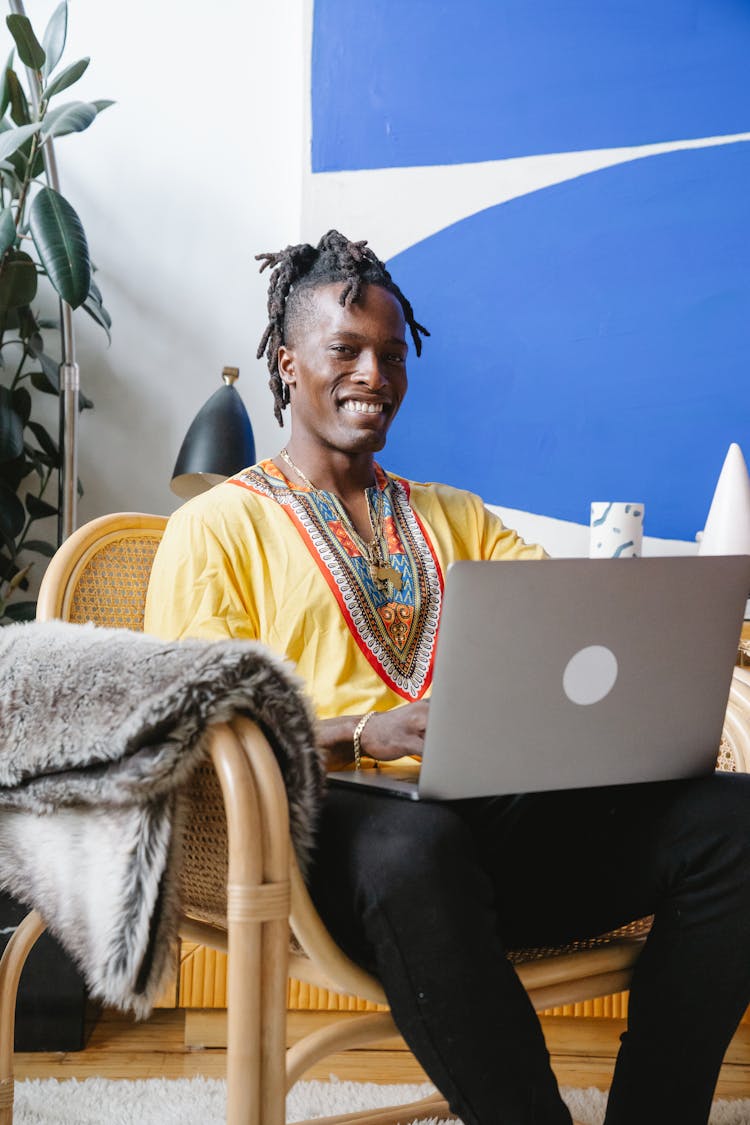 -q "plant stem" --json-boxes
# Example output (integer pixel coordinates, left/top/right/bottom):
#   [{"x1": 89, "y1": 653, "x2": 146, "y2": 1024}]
[
  {"x1": 13, "y1": 131, "x2": 37, "y2": 233},
  {"x1": 9, "y1": 346, "x2": 27, "y2": 391},
  {"x1": 14, "y1": 462, "x2": 52, "y2": 558}
]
